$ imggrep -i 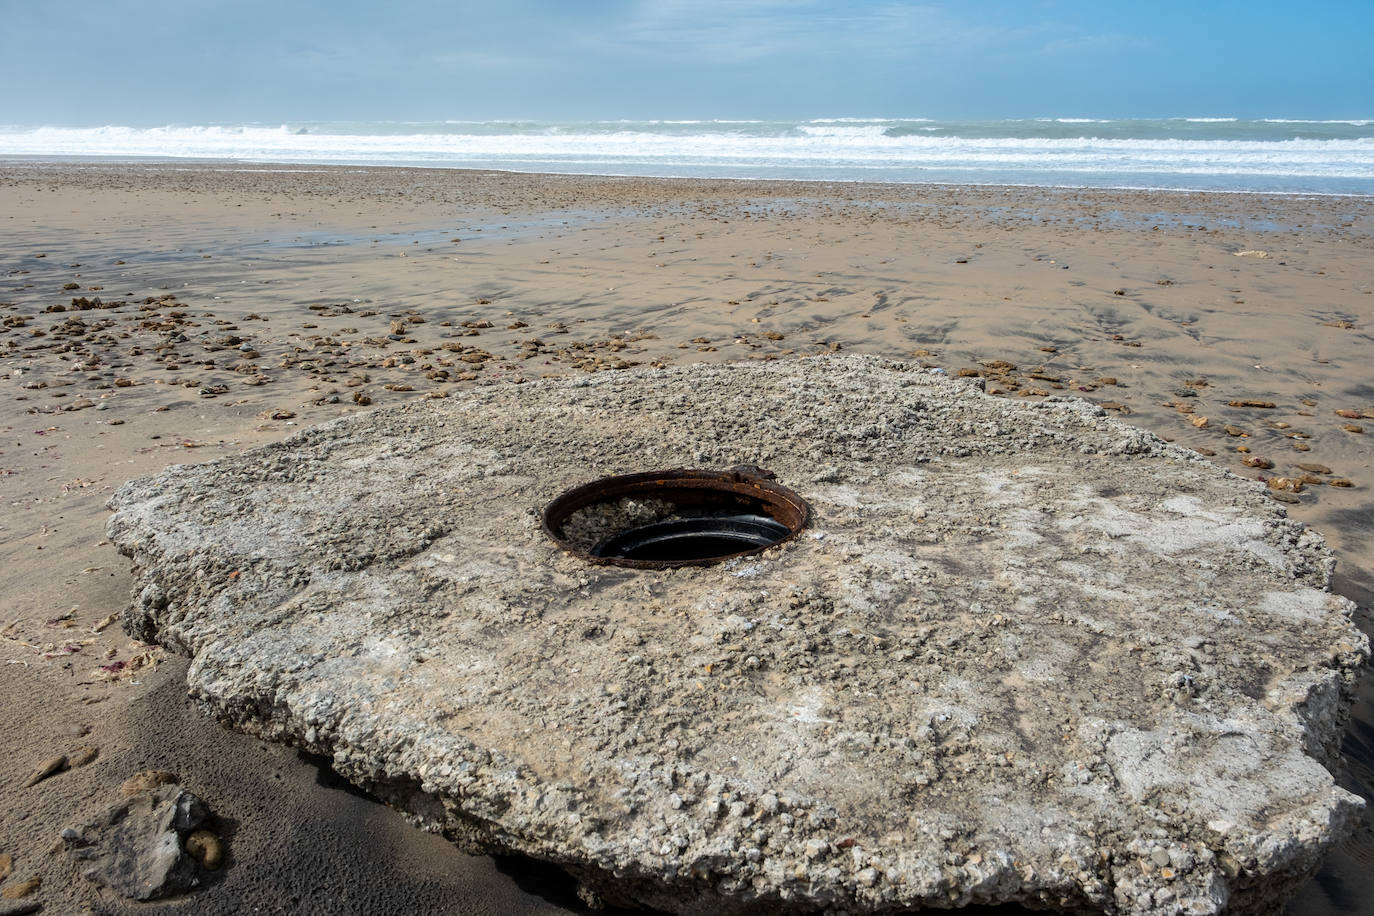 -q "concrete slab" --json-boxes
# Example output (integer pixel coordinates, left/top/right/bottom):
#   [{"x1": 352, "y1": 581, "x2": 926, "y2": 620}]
[{"x1": 107, "y1": 356, "x2": 1367, "y2": 914}]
